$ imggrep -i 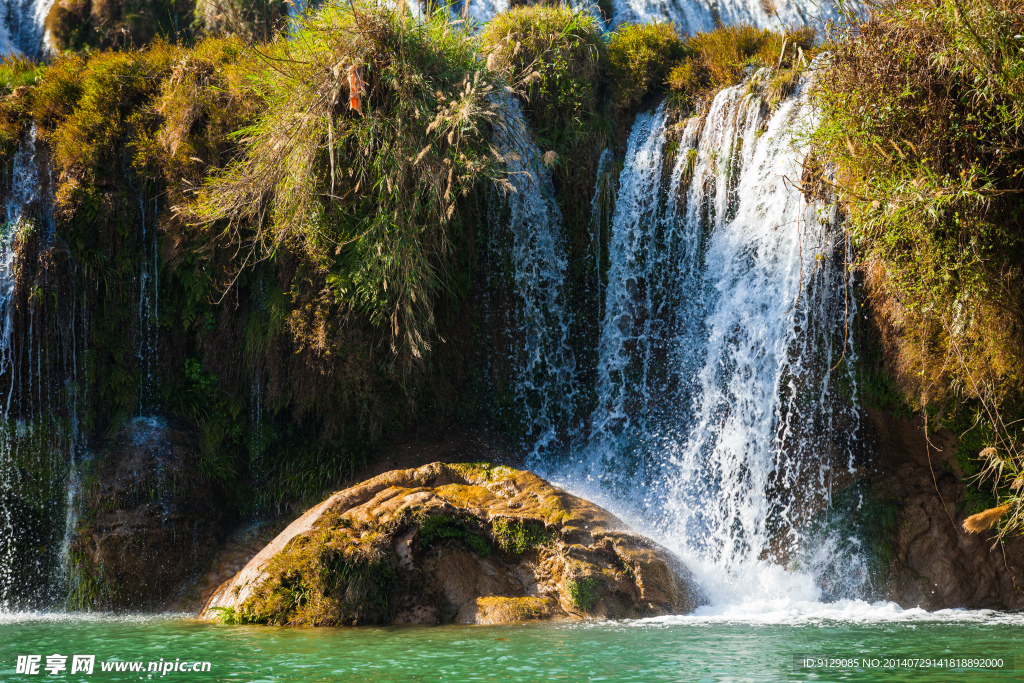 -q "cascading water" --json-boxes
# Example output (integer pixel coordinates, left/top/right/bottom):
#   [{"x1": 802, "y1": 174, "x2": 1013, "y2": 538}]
[
  {"x1": 483, "y1": 97, "x2": 577, "y2": 457},
  {"x1": 137, "y1": 195, "x2": 159, "y2": 415},
  {"x1": 609, "y1": 0, "x2": 848, "y2": 33},
  {"x1": 436, "y1": 0, "x2": 848, "y2": 32},
  {"x1": 0, "y1": 0, "x2": 56, "y2": 57},
  {"x1": 0, "y1": 131, "x2": 33, "y2": 610},
  {"x1": 524, "y1": 67, "x2": 862, "y2": 607}
]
